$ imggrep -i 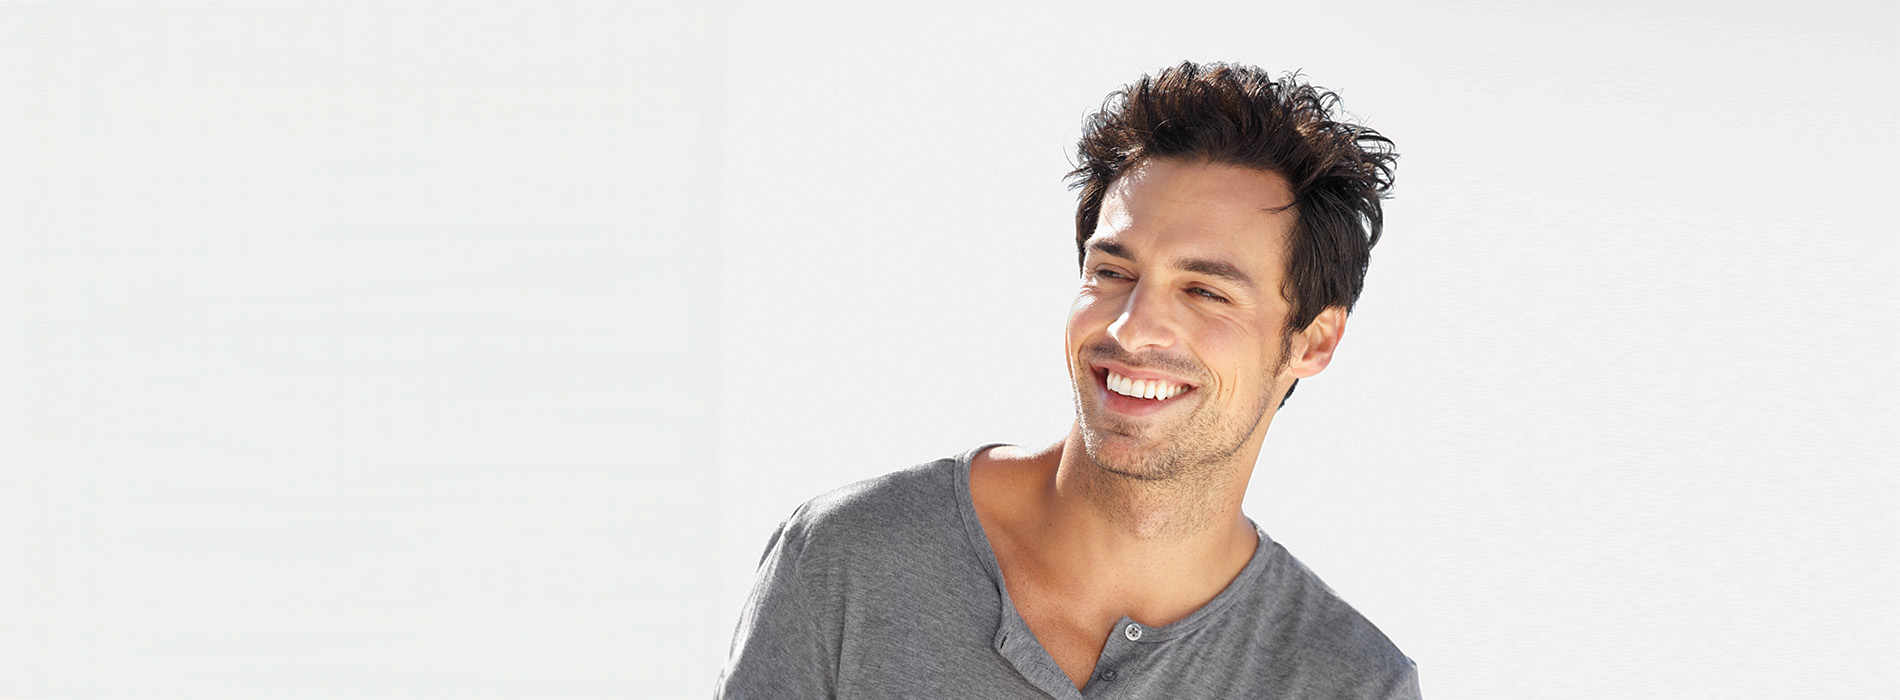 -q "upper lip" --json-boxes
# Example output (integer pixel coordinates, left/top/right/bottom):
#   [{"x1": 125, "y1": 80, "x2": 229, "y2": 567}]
[{"x1": 1089, "y1": 359, "x2": 1199, "y2": 389}]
